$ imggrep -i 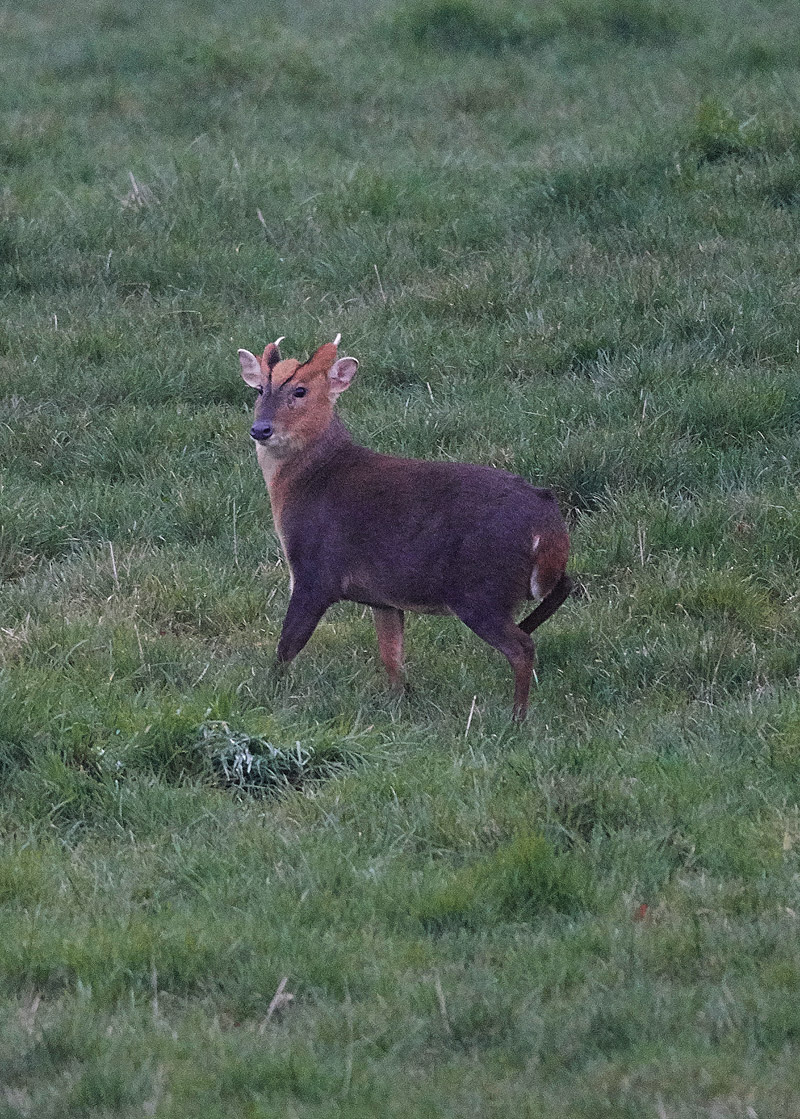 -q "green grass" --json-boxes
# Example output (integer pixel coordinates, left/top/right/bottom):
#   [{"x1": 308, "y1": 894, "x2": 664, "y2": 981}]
[{"x1": 2, "y1": 0, "x2": 800, "y2": 1114}]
